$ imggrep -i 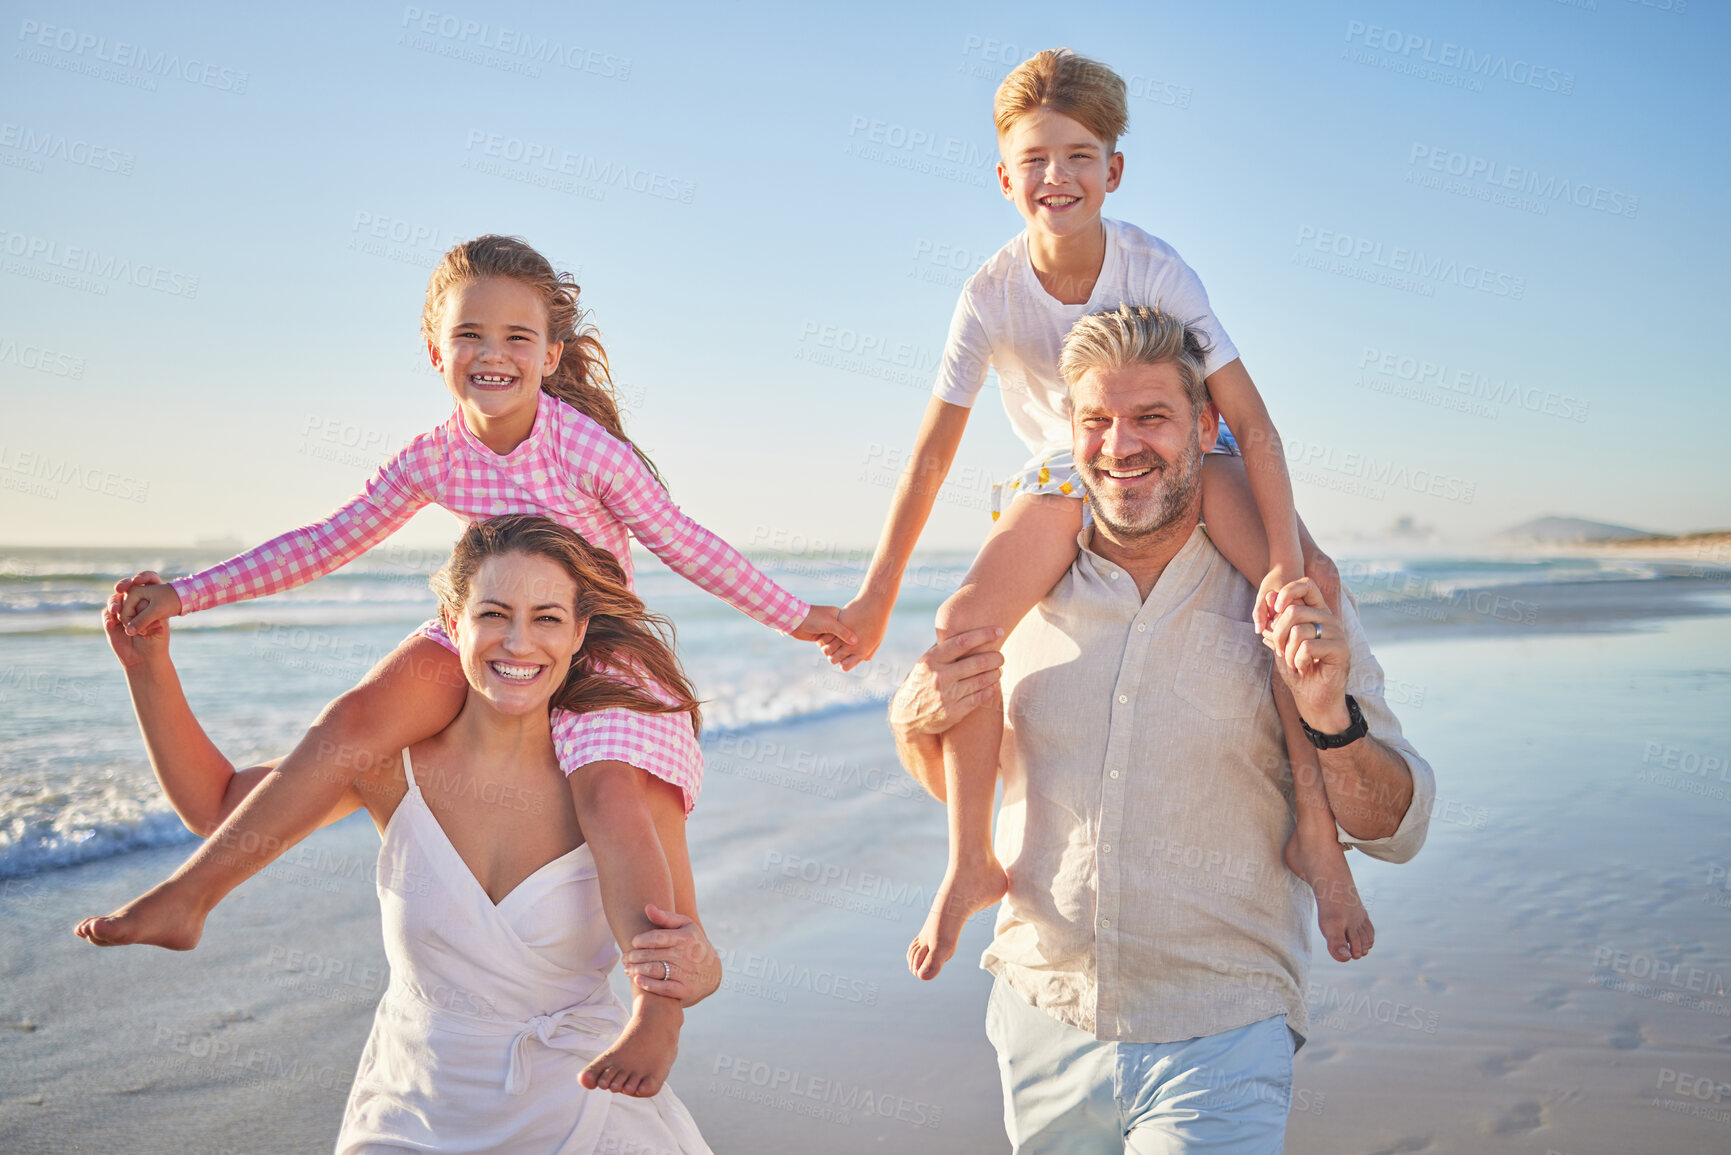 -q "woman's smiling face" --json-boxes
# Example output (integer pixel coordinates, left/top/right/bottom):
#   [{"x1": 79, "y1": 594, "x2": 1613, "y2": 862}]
[{"x1": 448, "y1": 551, "x2": 585, "y2": 717}]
